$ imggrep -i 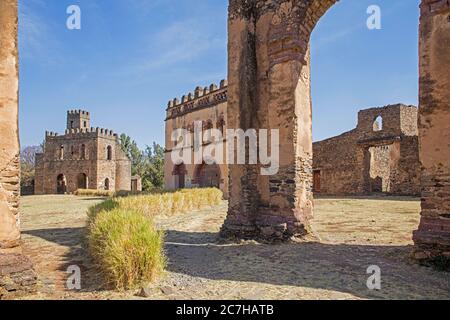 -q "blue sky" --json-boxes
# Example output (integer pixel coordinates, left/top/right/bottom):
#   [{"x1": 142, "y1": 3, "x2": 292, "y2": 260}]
[{"x1": 19, "y1": 0, "x2": 420, "y2": 148}]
